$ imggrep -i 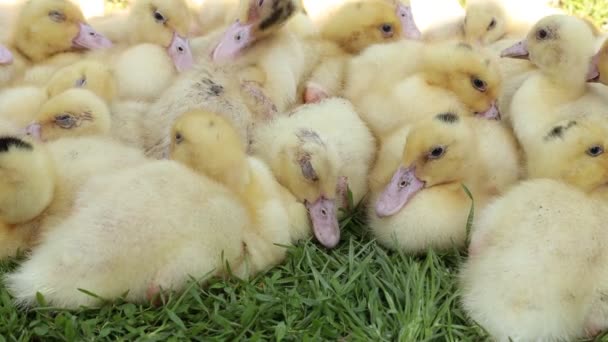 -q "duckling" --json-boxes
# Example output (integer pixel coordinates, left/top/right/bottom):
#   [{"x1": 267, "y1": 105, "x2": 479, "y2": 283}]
[
  {"x1": 504, "y1": 15, "x2": 601, "y2": 153},
  {"x1": 596, "y1": 38, "x2": 608, "y2": 86},
  {"x1": 5, "y1": 109, "x2": 307, "y2": 308},
  {"x1": 10, "y1": 0, "x2": 112, "y2": 86},
  {"x1": 46, "y1": 60, "x2": 117, "y2": 103},
  {"x1": 345, "y1": 41, "x2": 502, "y2": 139},
  {"x1": 25, "y1": 88, "x2": 111, "y2": 142},
  {"x1": 0, "y1": 135, "x2": 147, "y2": 260},
  {"x1": 302, "y1": 0, "x2": 422, "y2": 102},
  {"x1": 461, "y1": 115, "x2": 608, "y2": 340},
  {"x1": 252, "y1": 98, "x2": 375, "y2": 248},
  {"x1": 369, "y1": 112, "x2": 519, "y2": 253}
]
